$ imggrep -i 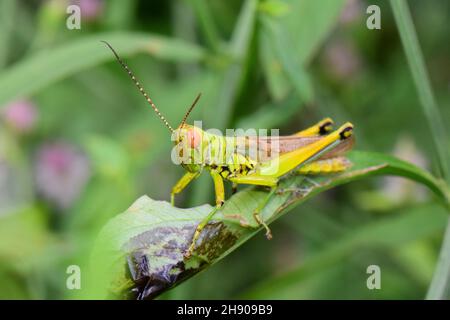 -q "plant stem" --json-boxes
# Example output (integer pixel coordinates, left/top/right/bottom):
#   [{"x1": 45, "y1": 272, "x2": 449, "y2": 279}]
[
  {"x1": 390, "y1": 0, "x2": 449, "y2": 182},
  {"x1": 390, "y1": 0, "x2": 450, "y2": 299},
  {"x1": 427, "y1": 219, "x2": 450, "y2": 299}
]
